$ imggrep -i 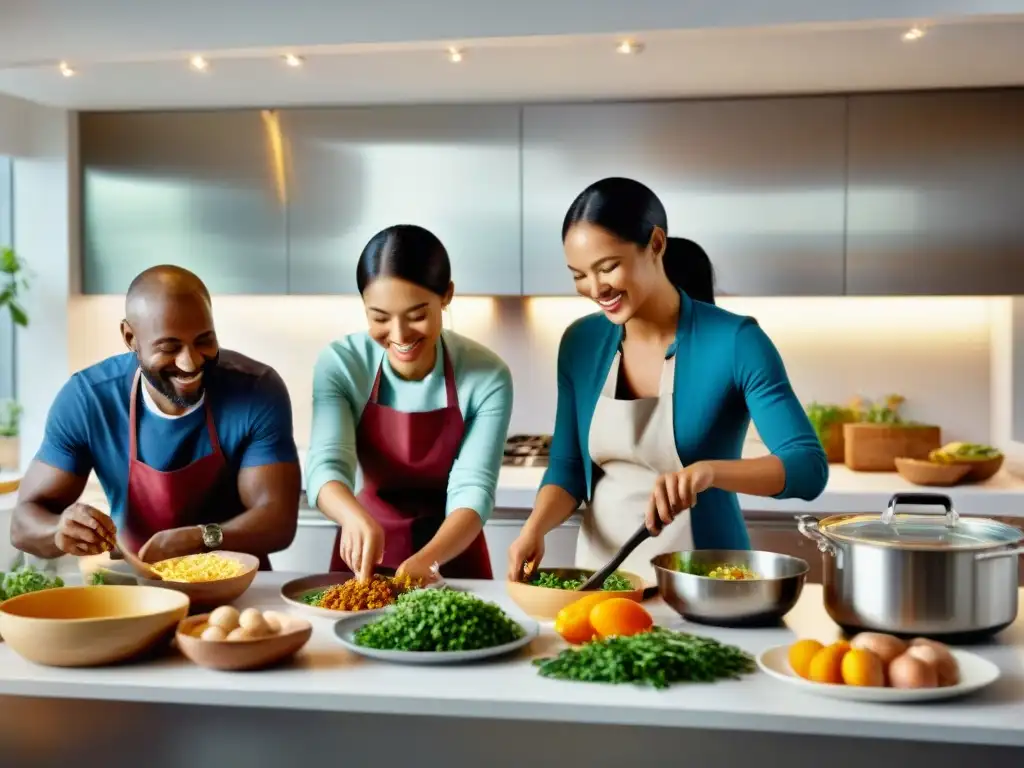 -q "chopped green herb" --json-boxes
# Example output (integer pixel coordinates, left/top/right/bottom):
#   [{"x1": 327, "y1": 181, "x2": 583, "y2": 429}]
[
  {"x1": 0, "y1": 566, "x2": 65, "y2": 602},
  {"x1": 531, "y1": 571, "x2": 634, "y2": 592},
  {"x1": 353, "y1": 588, "x2": 525, "y2": 652},
  {"x1": 534, "y1": 627, "x2": 756, "y2": 689},
  {"x1": 89, "y1": 571, "x2": 108, "y2": 586},
  {"x1": 301, "y1": 588, "x2": 328, "y2": 606}
]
